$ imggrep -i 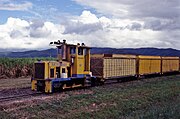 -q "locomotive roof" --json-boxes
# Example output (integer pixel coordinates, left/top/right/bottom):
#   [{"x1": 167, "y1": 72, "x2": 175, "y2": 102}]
[{"x1": 56, "y1": 43, "x2": 91, "y2": 49}]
